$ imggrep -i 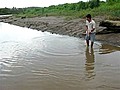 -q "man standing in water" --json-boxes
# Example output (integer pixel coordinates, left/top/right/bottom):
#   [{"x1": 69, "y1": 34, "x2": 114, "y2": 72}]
[{"x1": 85, "y1": 14, "x2": 96, "y2": 48}]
